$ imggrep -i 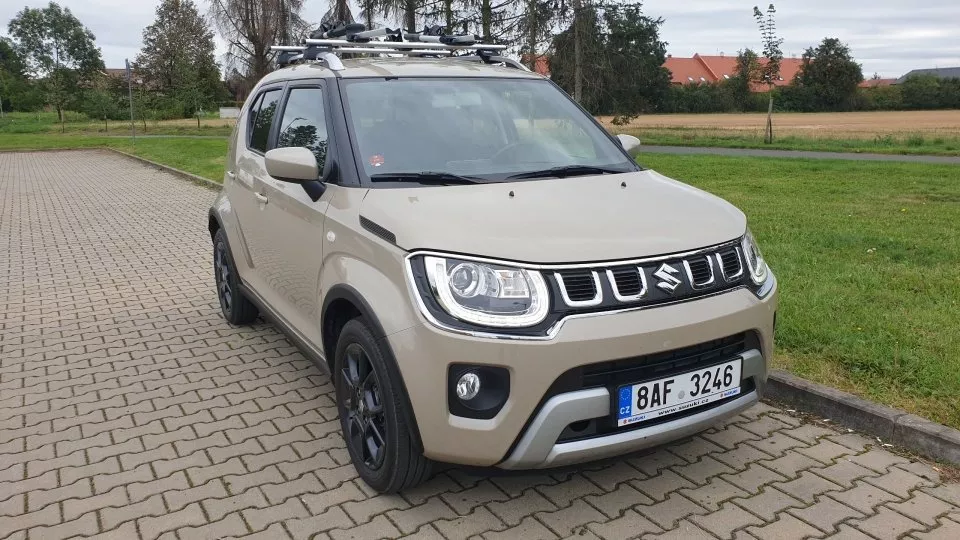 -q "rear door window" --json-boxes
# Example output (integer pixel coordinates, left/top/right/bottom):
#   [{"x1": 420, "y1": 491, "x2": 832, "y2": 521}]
[{"x1": 249, "y1": 89, "x2": 282, "y2": 153}]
